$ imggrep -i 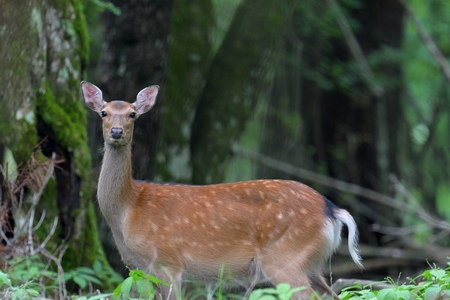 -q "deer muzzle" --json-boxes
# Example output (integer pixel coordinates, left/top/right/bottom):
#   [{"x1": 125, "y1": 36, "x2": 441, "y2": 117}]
[{"x1": 110, "y1": 127, "x2": 124, "y2": 139}]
